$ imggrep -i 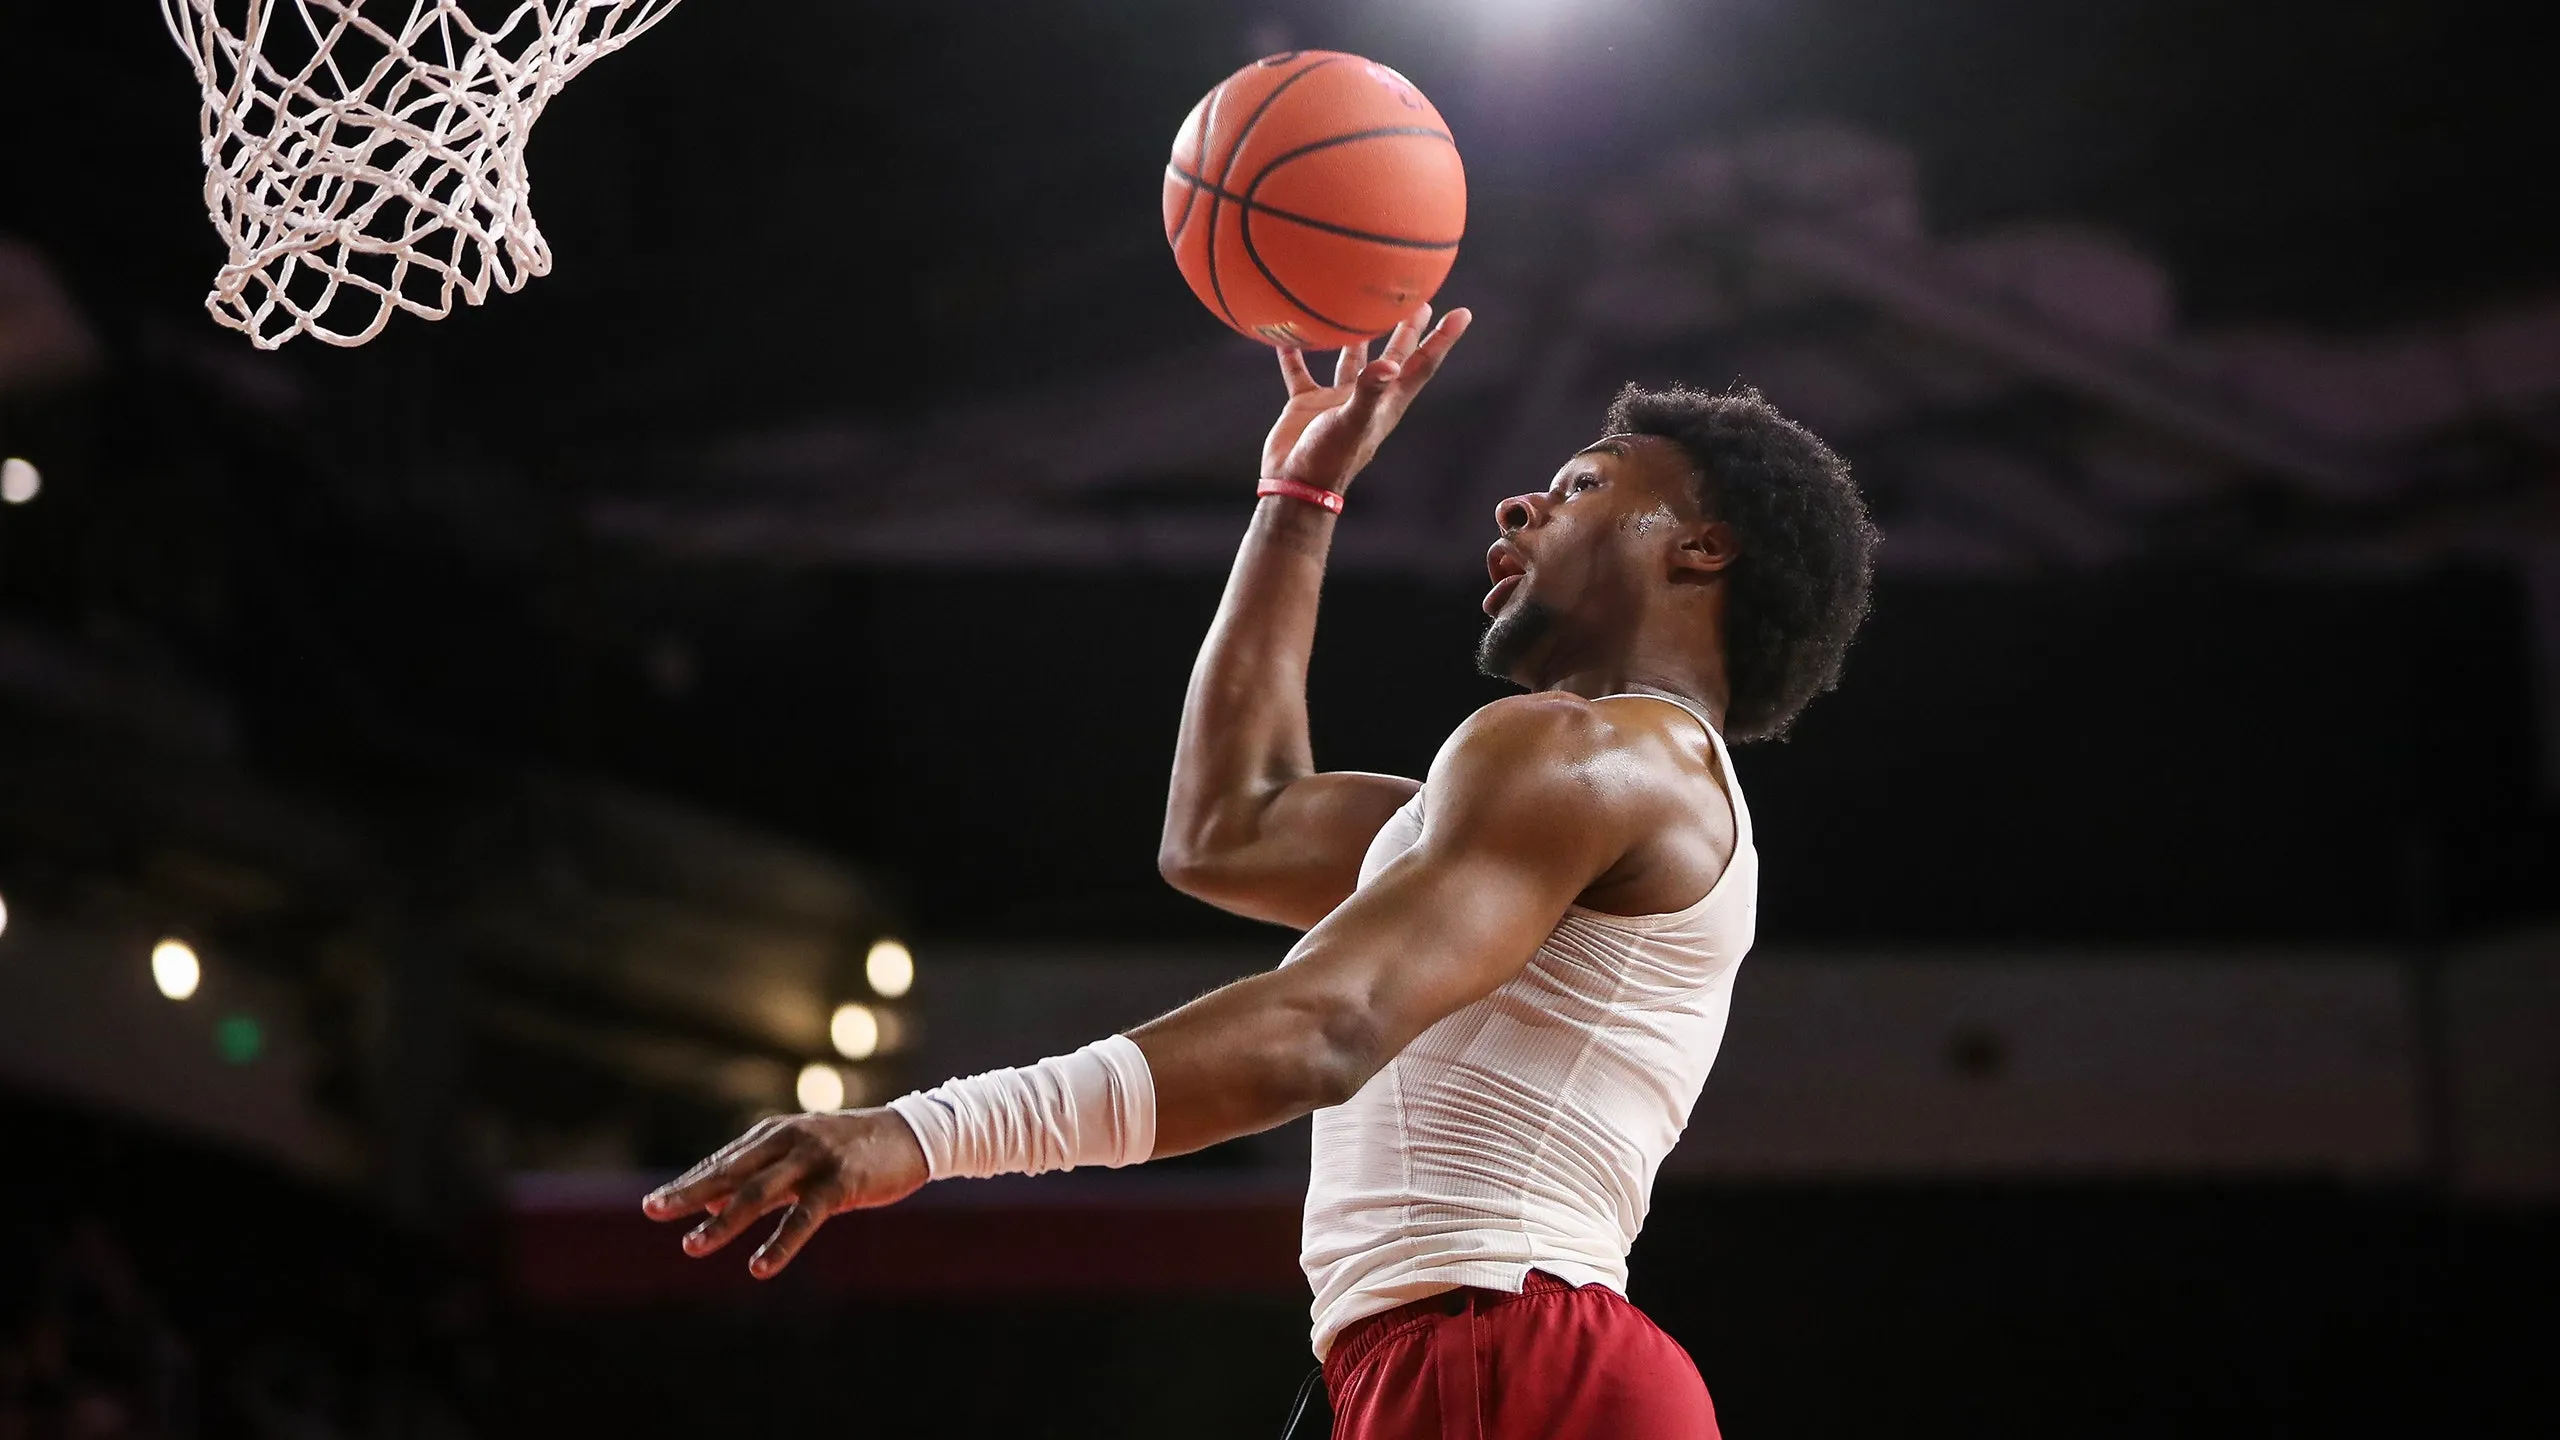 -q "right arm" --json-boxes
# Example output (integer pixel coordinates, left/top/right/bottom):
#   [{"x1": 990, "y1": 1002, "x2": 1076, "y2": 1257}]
[{"x1": 1157, "y1": 304, "x2": 1471, "y2": 929}]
